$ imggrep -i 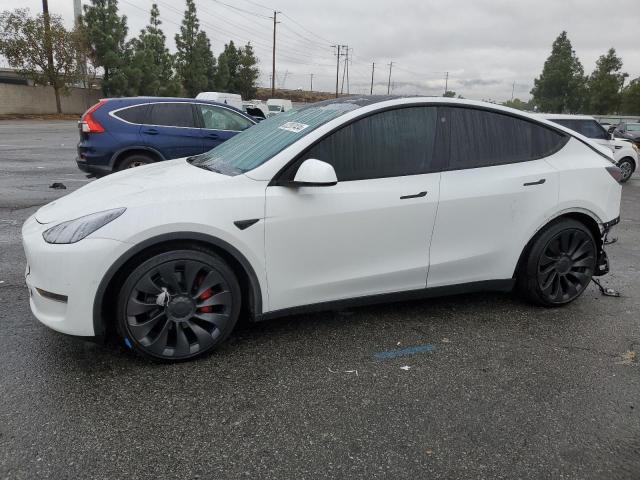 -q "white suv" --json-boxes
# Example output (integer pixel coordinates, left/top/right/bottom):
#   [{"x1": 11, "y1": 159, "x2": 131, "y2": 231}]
[
  {"x1": 539, "y1": 113, "x2": 638, "y2": 182},
  {"x1": 23, "y1": 97, "x2": 622, "y2": 361}
]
